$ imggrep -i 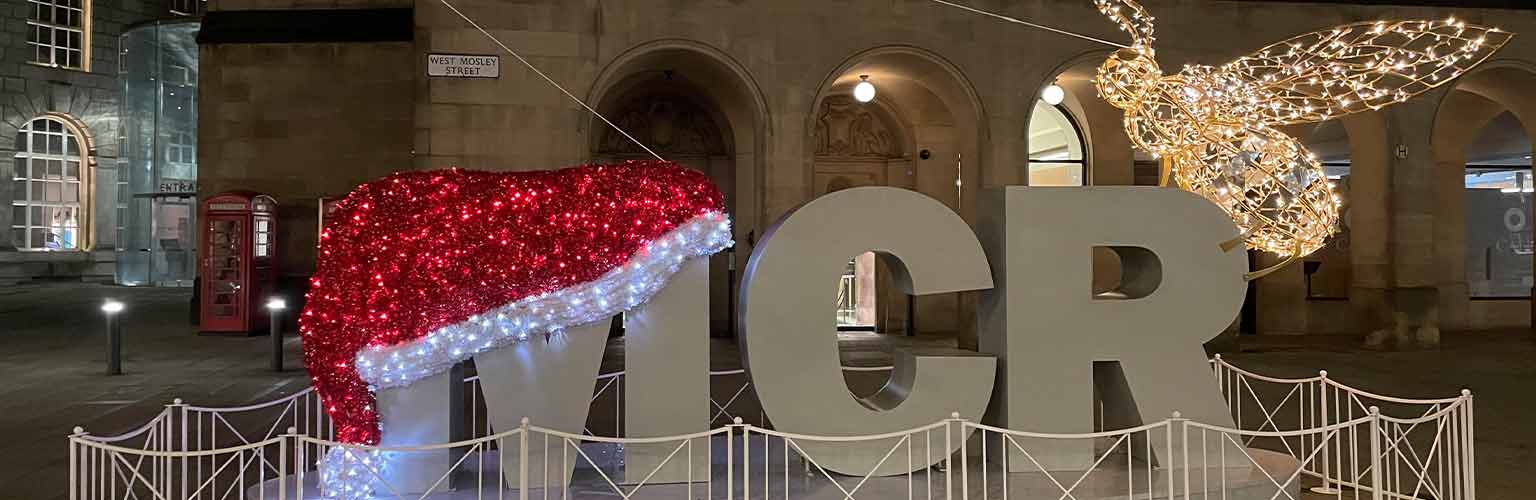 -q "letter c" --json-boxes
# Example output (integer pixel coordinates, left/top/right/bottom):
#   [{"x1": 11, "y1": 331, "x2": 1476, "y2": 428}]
[{"x1": 738, "y1": 186, "x2": 996, "y2": 476}]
